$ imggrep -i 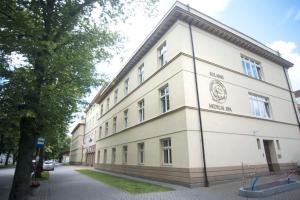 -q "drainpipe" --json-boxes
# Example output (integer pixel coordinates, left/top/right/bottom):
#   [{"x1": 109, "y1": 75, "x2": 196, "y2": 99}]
[
  {"x1": 283, "y1": 68, "x2": 300, "y2": 131},
  {"x1": 188, "y1": 20, "x2": 209, "y2": 187}
]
